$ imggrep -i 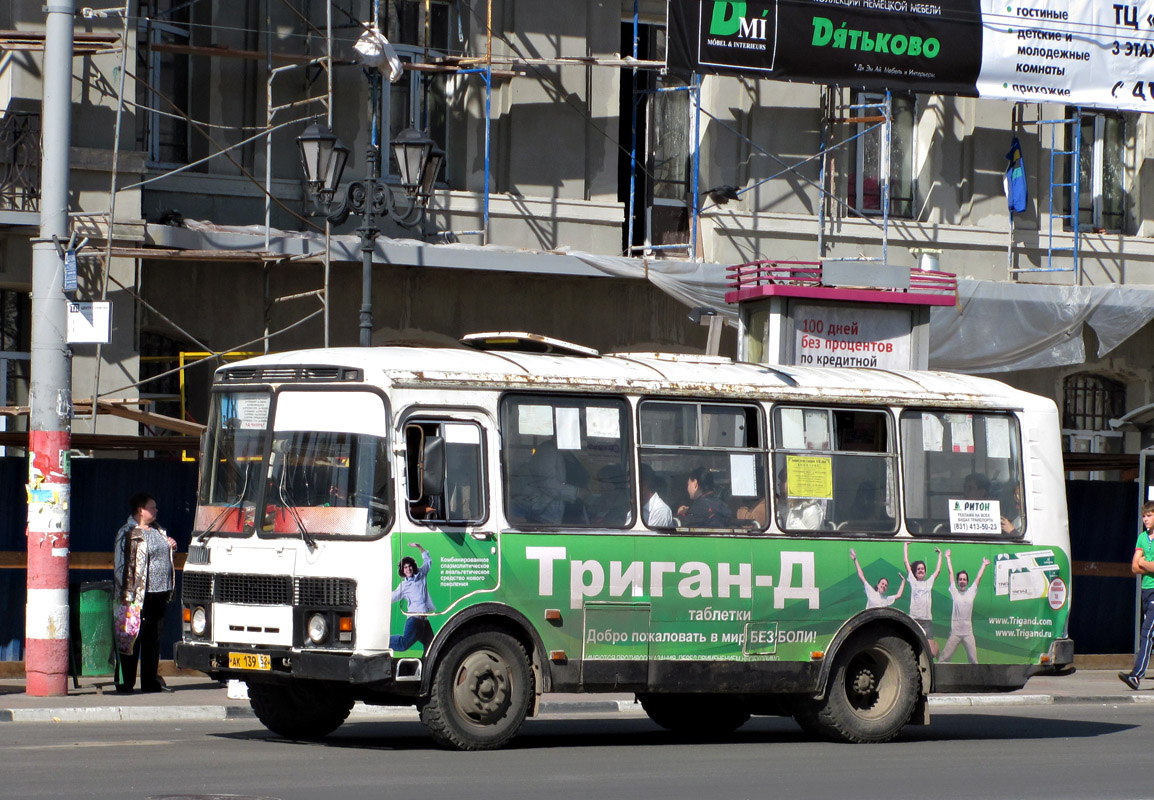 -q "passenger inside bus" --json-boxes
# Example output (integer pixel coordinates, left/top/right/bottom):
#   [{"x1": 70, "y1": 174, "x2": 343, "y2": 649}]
[
  {"x1": 842, "y1": 480, "x2": 894, "y2": 532},
  {"x1": 677, "y1": 467, "x2": 735, "y2": 528},
  {"x1": 963, "y1": 472, "x2": 992, "y2": 500},
  {"x1": 775, "y1": 468, "x2": 824, "y2": 530},
  {"x1": 589, "y1": 463, "x2": 632, "y2": 527},
  {"x1": 736, "y1": 495, "x2": 768, "y2": 527},
  {"x1": 999, "y1": 481, "x2": 1022, "y2": 535},
  {"x1": 510, "y1": 438, "x2": 590, "y2": 525},
  {"x1": 640, "y1": 465, "x2": 675, "y2": 529}
]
